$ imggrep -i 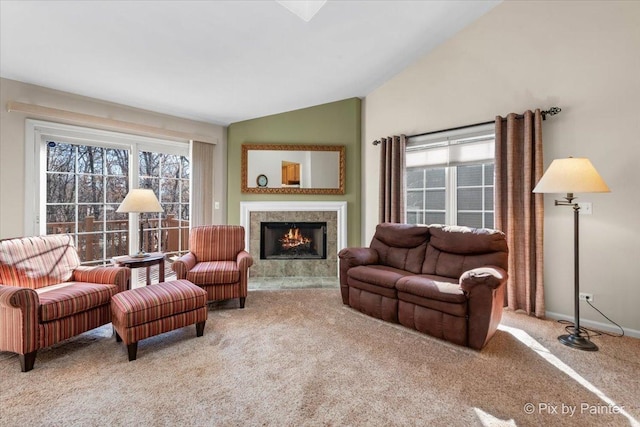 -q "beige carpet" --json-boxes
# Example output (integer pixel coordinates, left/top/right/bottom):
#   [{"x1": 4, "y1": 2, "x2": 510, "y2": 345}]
[{"x1": 1, "y1": 289, "x2": 638, "y2": 427}]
